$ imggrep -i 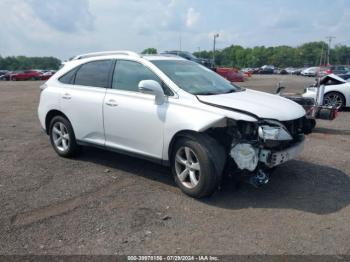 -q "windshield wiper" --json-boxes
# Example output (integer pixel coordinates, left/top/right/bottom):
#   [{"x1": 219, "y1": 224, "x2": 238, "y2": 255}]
[
  {"x1": 194, "y1": 91, "x2": 219, "y2": 95},
  {"x1": 223, "y1": 89, "x2": 236, "y2": 94}
]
